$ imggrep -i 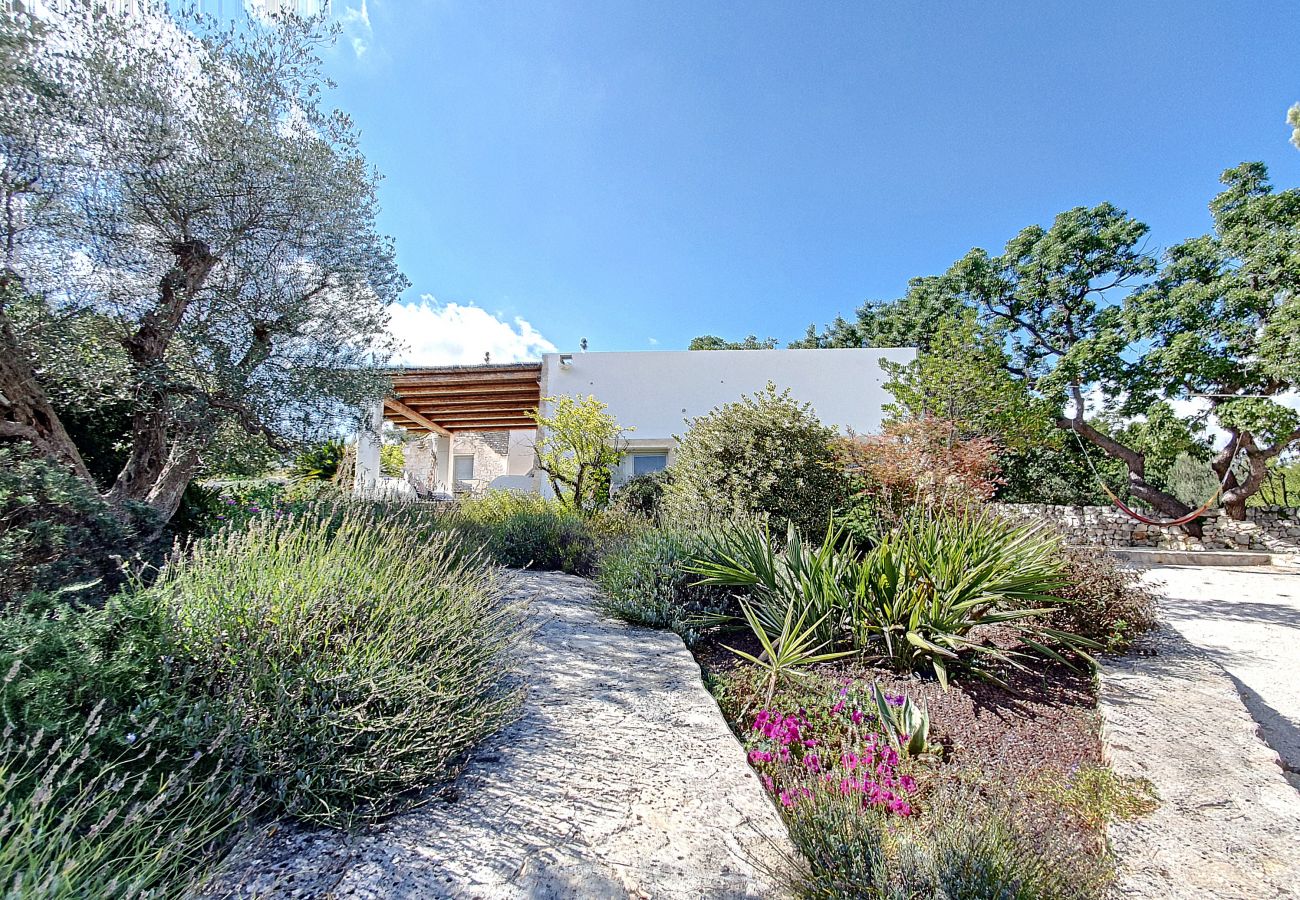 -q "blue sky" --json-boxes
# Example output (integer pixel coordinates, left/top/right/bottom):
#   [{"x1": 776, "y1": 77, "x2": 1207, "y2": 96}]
[{"x1": 313, "y1": 0, "x2": 1300, "y2": 363}]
